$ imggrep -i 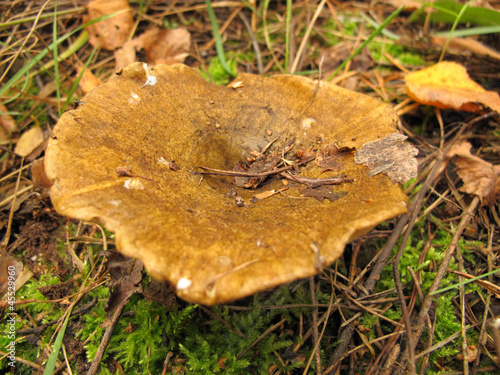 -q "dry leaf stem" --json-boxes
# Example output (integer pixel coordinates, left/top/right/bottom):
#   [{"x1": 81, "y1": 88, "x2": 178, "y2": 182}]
[
  {"x1": 198, "y1": 156, "x2": 315, "y2": 178},
  {"x1": 327, "y1": 112, "x2": 492, "y2": 374},
  {"x1": 396, "y1": 196, "x2": 481, "y2": 375}
]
